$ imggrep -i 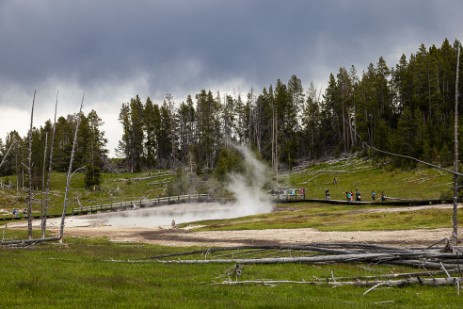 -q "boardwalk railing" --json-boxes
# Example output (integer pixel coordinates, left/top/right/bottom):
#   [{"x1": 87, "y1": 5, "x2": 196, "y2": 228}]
[
  {"x1": 271, "y1": 193, "x2": 306, "y2": 202},
  {"x1": 72, "y1": 194, "x2": 214, "y2": 215}
]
